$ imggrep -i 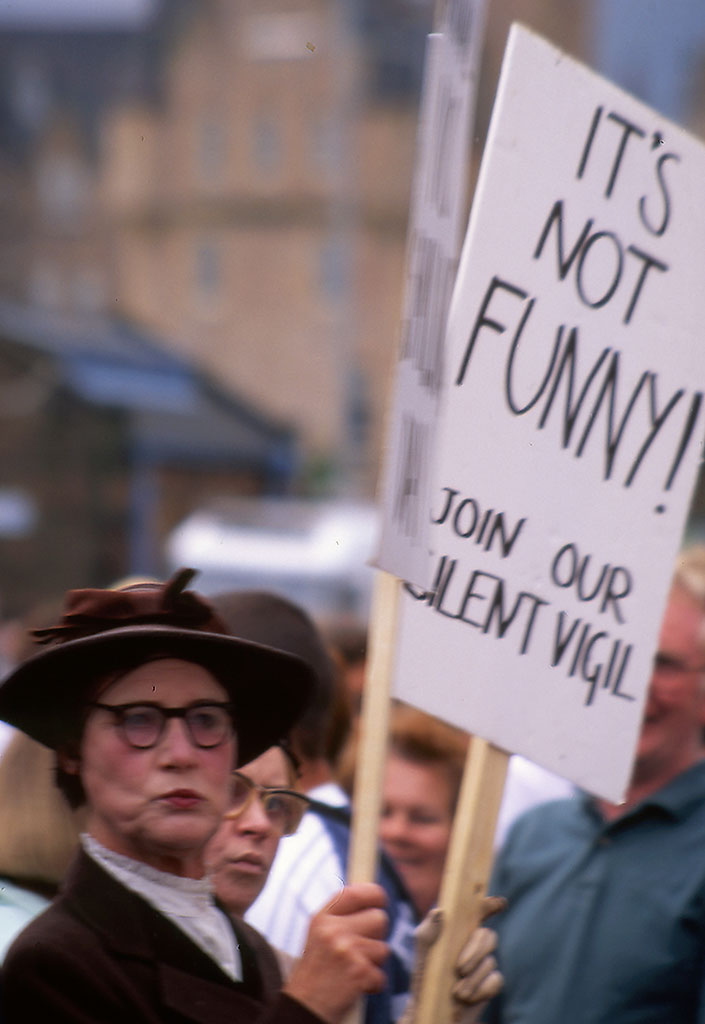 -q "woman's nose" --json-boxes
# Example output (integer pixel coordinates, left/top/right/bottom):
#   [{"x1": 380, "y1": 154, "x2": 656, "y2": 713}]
[
  {"x1": 158, "y1": 717, "x2": 198, "y2": 764},
  {"x1": 380, "y1": 810, "x2": 409, "y2": 844},
  {"x1": 240, "y1": 797, "x2": 273, "y2": 834}
]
